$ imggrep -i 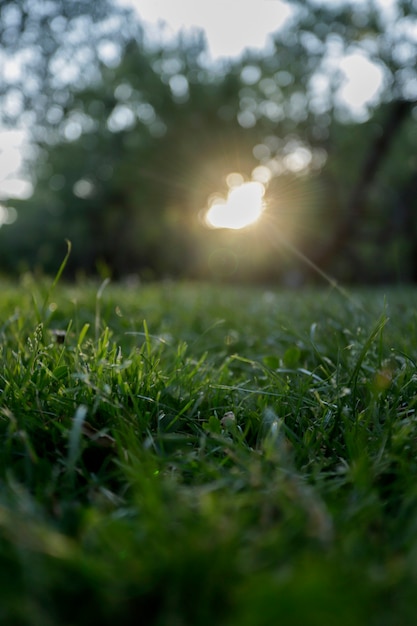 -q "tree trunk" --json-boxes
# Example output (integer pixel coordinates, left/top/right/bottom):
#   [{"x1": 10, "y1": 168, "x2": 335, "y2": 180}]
[{"x1": 313, "y1": 100, "x2": 414, "y2": 273}]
